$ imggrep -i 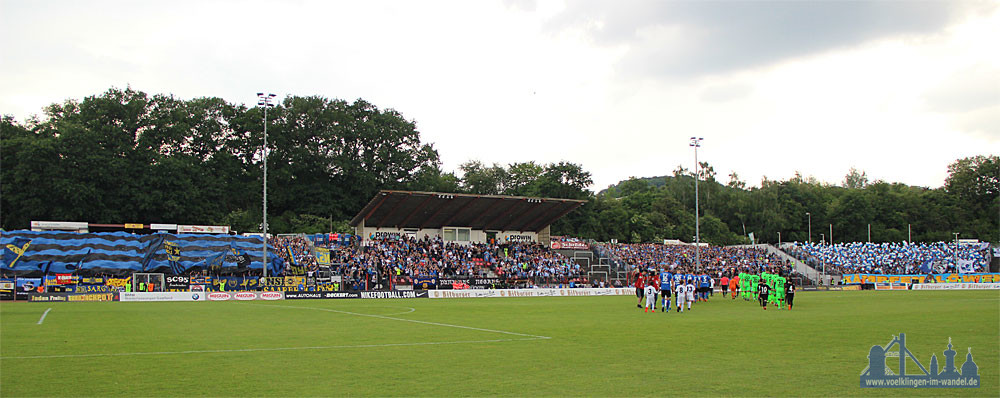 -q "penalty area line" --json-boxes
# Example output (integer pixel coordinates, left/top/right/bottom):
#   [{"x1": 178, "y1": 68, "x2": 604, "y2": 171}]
[{"x1": 0, "y1": 338, "x2": 541, "y2": 360}]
